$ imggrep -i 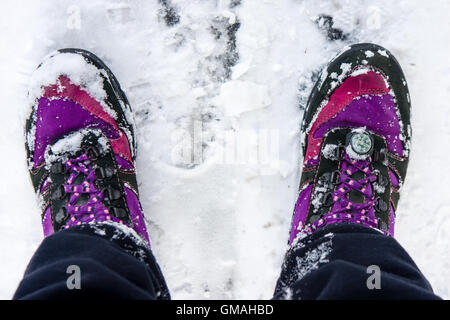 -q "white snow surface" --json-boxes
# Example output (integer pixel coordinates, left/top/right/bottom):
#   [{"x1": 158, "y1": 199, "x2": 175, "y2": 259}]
[{"x1": 0, "y1": 0, "x2": 450, "y2": 299}]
